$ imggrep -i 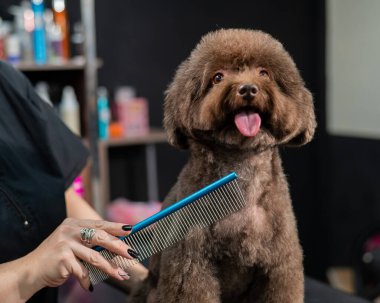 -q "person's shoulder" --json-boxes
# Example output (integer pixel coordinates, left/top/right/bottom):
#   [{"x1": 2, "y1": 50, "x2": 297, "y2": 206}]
[
  {"x1": 0, "y1": 60, "x2": 27, "y2": 81},
  {"x1": 0, "y1": 60, "x2": 32, "y2": 96}
]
